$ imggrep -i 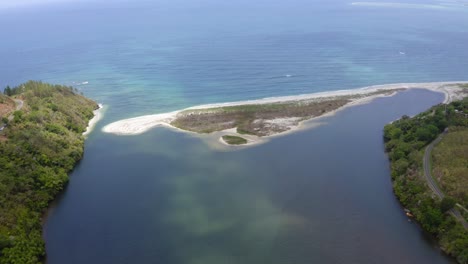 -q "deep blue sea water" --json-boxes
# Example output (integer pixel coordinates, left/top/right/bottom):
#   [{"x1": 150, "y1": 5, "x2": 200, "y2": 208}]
[
  {"x1": 1, "y1": 0, "x2": 468, "y2": 120},
  {"x1": 1, "y1": 0, "x2": 467, "y2": 263}
]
